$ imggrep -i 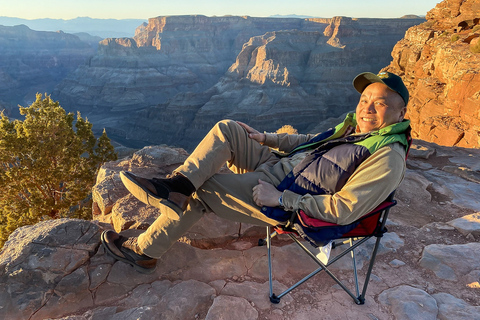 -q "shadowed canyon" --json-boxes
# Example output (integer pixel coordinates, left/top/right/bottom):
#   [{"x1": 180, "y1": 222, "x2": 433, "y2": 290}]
[{"x1": 52, "y1": 15, "x2": 424, "y2": 151}]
